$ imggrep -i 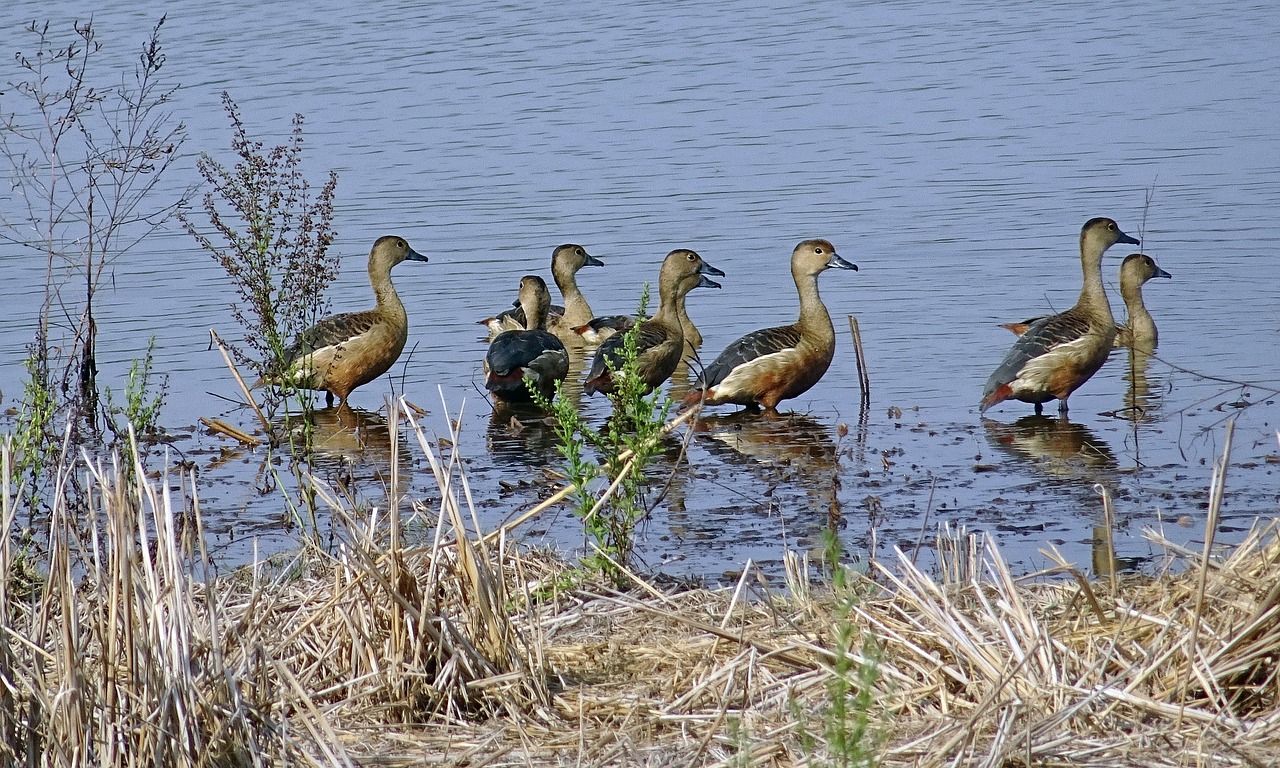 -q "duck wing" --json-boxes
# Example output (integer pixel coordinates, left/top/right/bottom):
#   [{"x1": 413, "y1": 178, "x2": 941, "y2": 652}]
[
  {"x1": 982, "y1": 311, "x2": 1094, "y2": 403},
  {"x1": 701, "y1": 325, "x2": 803, "y2": 388},
  {"x1": 277, "y1": 310, "x2": 379, "y2": 371},
  {"x1": 486, "y1": 329, "x2": 567, "y2": 376}
]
